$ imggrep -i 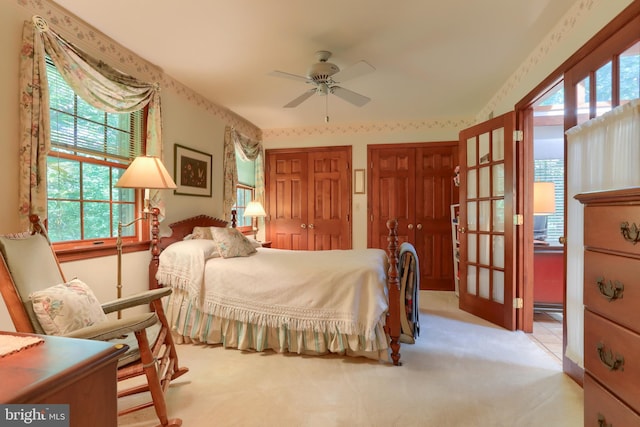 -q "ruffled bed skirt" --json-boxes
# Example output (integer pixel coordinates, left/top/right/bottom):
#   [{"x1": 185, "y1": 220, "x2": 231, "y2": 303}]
[{"x1": 164, "y1": 289, "x2": 390, "y2": 362}]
